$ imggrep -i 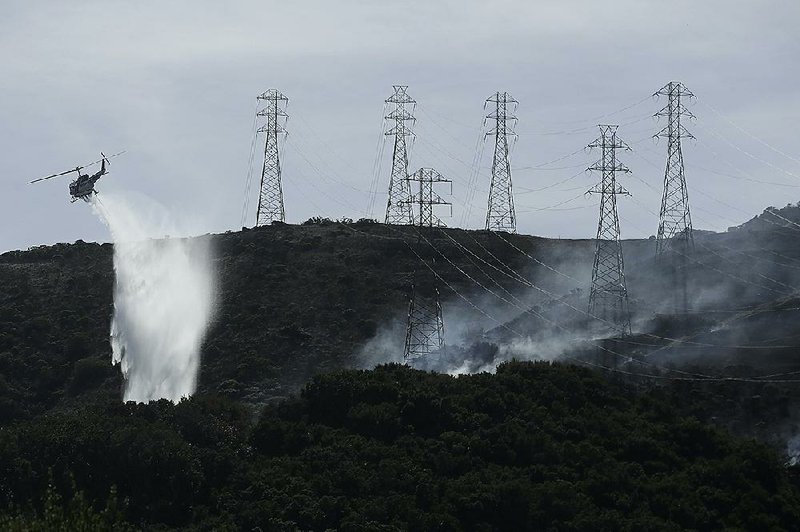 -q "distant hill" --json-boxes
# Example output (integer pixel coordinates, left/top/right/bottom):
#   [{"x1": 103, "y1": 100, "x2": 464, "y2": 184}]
[{"x1": 729, "y1": 202, "x2": 800, "y2": 232}]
